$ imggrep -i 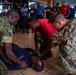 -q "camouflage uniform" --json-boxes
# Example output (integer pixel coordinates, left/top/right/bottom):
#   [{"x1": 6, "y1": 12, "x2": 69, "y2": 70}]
[
  {"x1": 0, "y1": 17, "x2": 13, "y2": 75},
  {"x1": 53, "y1": 19, "x2": 76, "y2": 74},
  {"x1": 35, "y1": 30, "x2": 51, "y2": 50},
  {"x1": 35, "y1": 31, "x2": 49, "y2": 46},
  {"x1": 0, "y1": 18, "x2": 13, "y2": 43},
  {"x1": 0, "y1": 59, "x2": 8, "y2": 75}
]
